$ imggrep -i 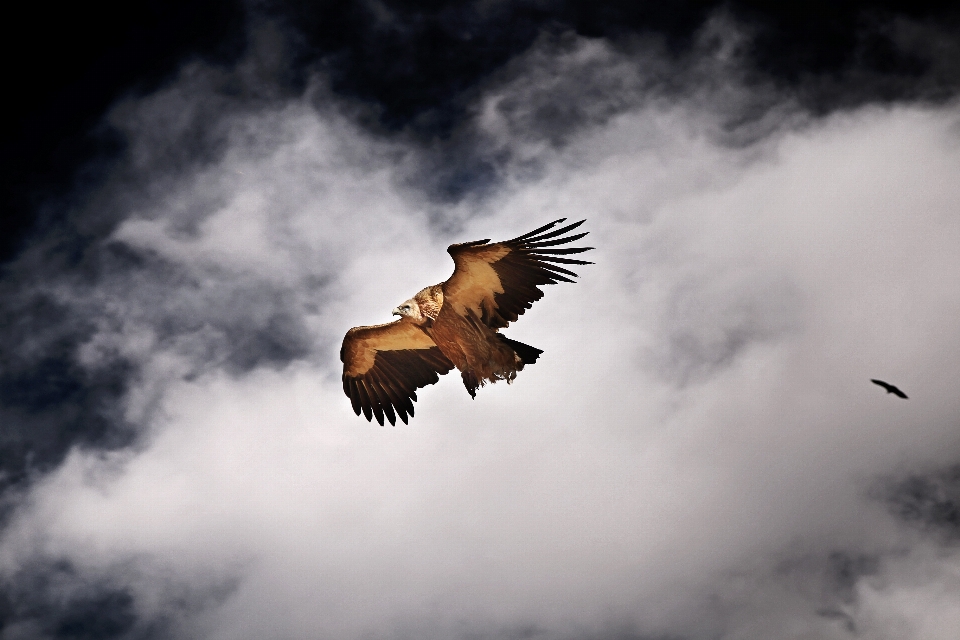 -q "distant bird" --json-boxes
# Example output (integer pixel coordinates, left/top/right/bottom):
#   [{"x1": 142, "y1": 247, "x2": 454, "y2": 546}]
[
  {"x1": 871, "y1": 379, "x2": 908, "y2": 399},
  {"x1": 340, "y1": 219, "x2": 593, "y2": 425}
]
